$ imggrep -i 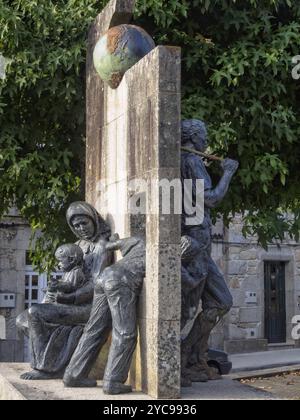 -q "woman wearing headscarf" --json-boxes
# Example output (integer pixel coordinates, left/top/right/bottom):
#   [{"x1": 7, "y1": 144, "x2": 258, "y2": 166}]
[{"x1": 17, "y1": 202, "x2": 113, "y2": 380}]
